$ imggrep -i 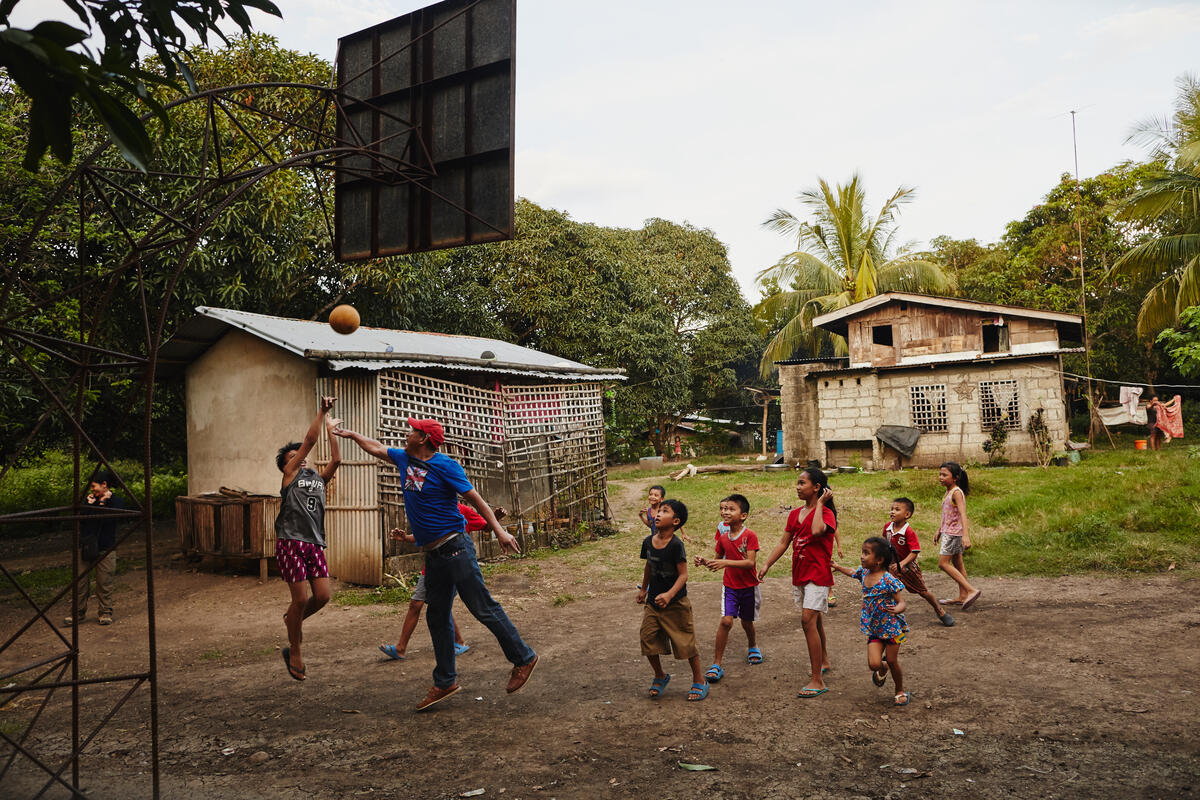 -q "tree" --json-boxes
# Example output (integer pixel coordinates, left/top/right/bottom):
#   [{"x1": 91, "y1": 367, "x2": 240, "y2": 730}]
[
  {"x1": 1110, "y1": 73, "x2": 1200, "y2": 339},
  {"x1": 754, "y1": 174, "x2": 953, "y2": 376},
  {"x1": 432, "y1": 200, "x2": 761, "y2": 459},
  {"x1": 1157, "y1": 306, "x2": 1200, "y2": 378},
  {"x1": 0, "y1": 0, "x2": 280, "y2": 171}
]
